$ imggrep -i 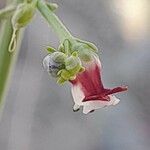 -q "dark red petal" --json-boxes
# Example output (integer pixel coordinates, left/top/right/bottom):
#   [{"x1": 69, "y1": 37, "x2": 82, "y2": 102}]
[
  {"x1": 70, "y1": 56, "x2": 128, "y2": 103},
  {"x1": 70, "y1": 63, "x2": 105, "y2": 97},
  {"x1": 90, "y1": 63, "x2": 105, "y2": 93},
  {"x1": 104, "y1": 86, "x2": 128, "y2": 95},
  {"x1": 83, "y1": 94, "x2": 110, "y2": 102}
]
